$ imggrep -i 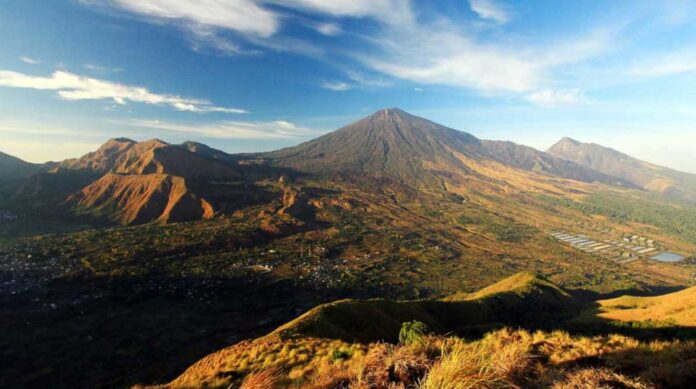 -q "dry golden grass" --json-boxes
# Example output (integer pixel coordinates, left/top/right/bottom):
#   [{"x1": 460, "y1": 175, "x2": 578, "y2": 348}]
[
  {"x1": 551, "y1": 368, "x2": 650, "y2": 389},
  {"x1": 419, "y1": 329, "x2": 533, "y2": 389},
  {"x1": 596, "y1": 286, "x2": 696, "y2": 326},
  {"x1": 147, "y1": 327, "x2": 696, "y2": 389},
  {"x1": 240, "y1": 368, "x2": 281, "y2": 389}
]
